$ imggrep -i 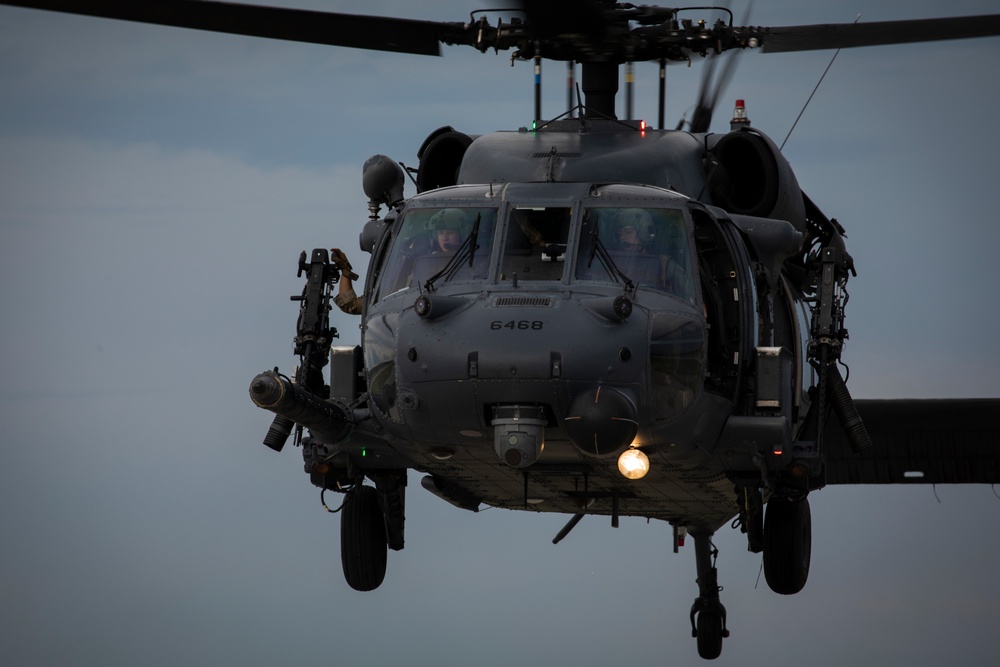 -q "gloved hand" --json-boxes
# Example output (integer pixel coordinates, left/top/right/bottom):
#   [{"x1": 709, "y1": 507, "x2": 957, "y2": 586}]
[{"x1": 330, "y1": 248, "x2": 359, "y2": 281}]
